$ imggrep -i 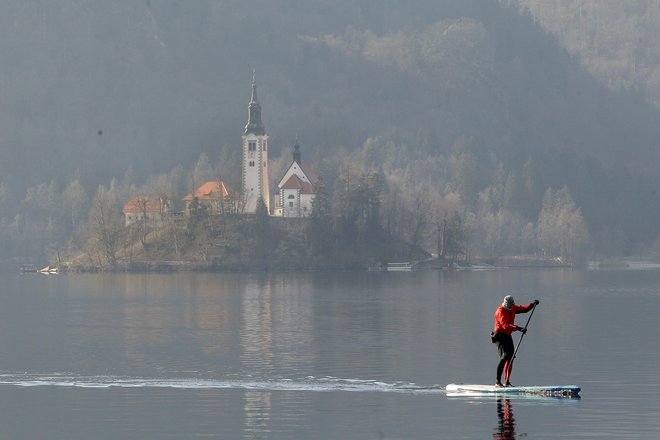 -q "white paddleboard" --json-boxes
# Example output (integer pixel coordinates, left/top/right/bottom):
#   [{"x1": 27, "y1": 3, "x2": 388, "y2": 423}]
[{"x1": 446, "y1": 383, "x2": 580, "y2": 397}]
